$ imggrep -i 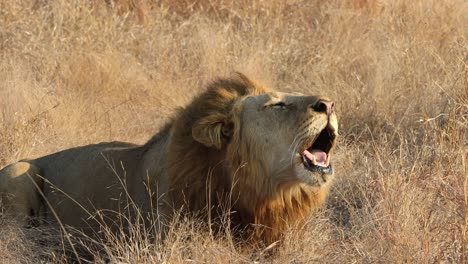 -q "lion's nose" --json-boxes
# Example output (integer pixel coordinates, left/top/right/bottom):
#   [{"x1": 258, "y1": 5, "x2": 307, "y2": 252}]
[{"x1": 313, "y1": 100, "x2": 334, "y2": 115}]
